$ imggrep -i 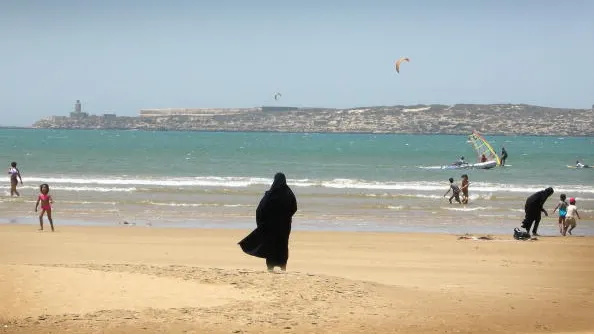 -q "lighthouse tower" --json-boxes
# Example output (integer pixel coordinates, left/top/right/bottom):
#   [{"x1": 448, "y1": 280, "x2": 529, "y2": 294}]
[
  {"x1": 70, "y1": 100, "x2": 88, "y2": 117},
  {"x1": 75, "y1": 100, "x2": 82, "y2": 113}
]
